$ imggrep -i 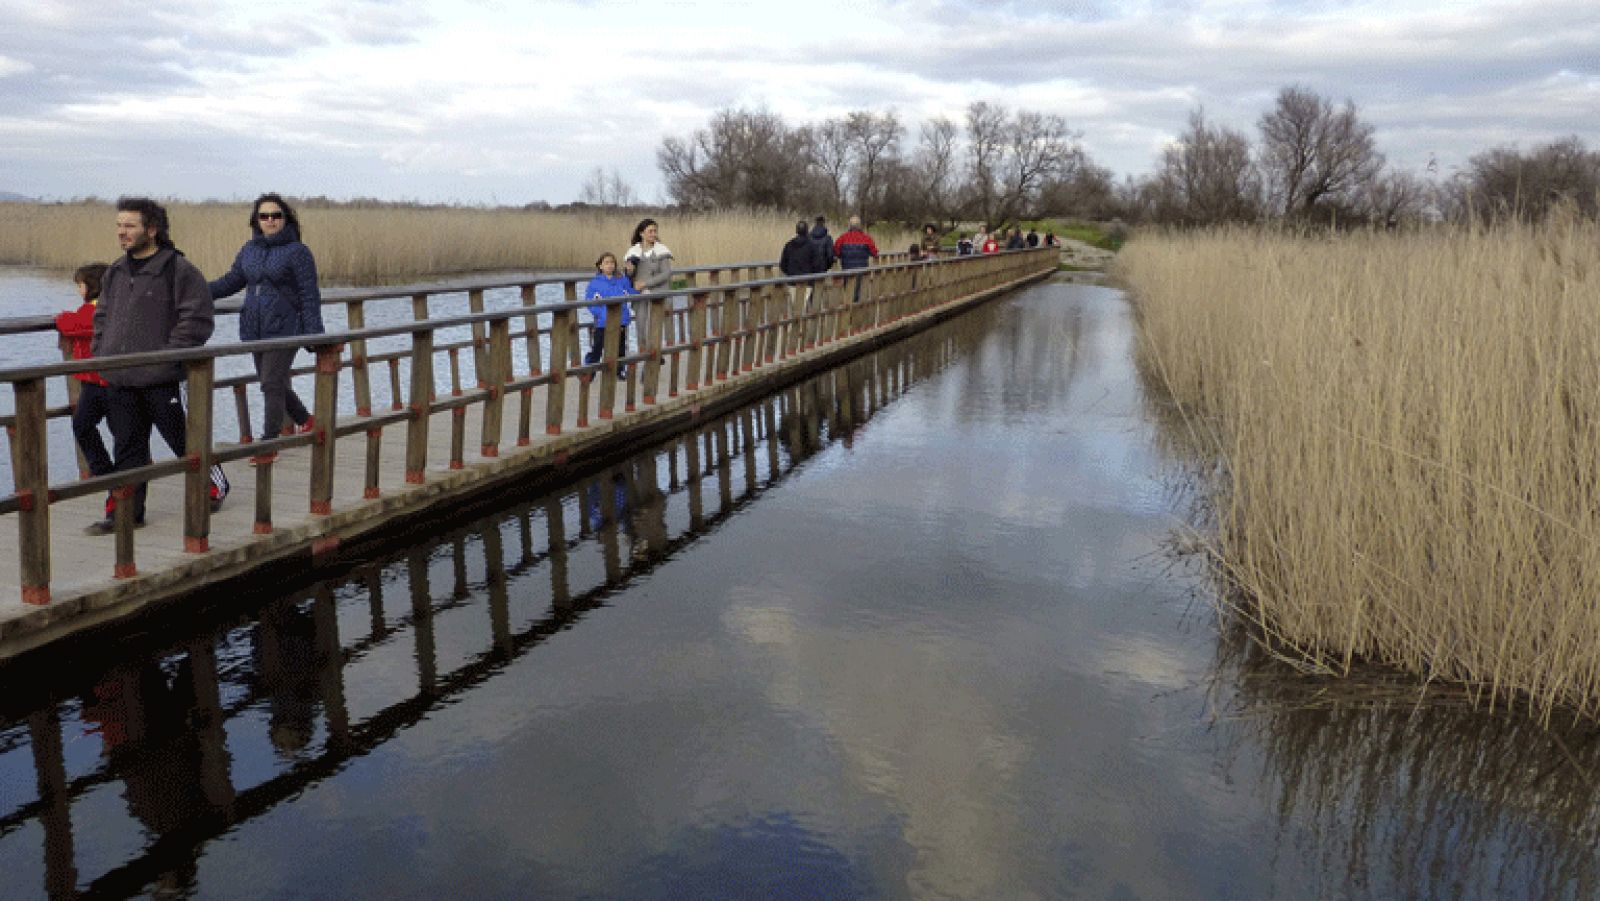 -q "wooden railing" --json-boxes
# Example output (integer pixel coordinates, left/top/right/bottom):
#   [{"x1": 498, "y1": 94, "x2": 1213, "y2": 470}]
[{"x1": 0, "y1": 247, "x2": 1055, "y2": 606}]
